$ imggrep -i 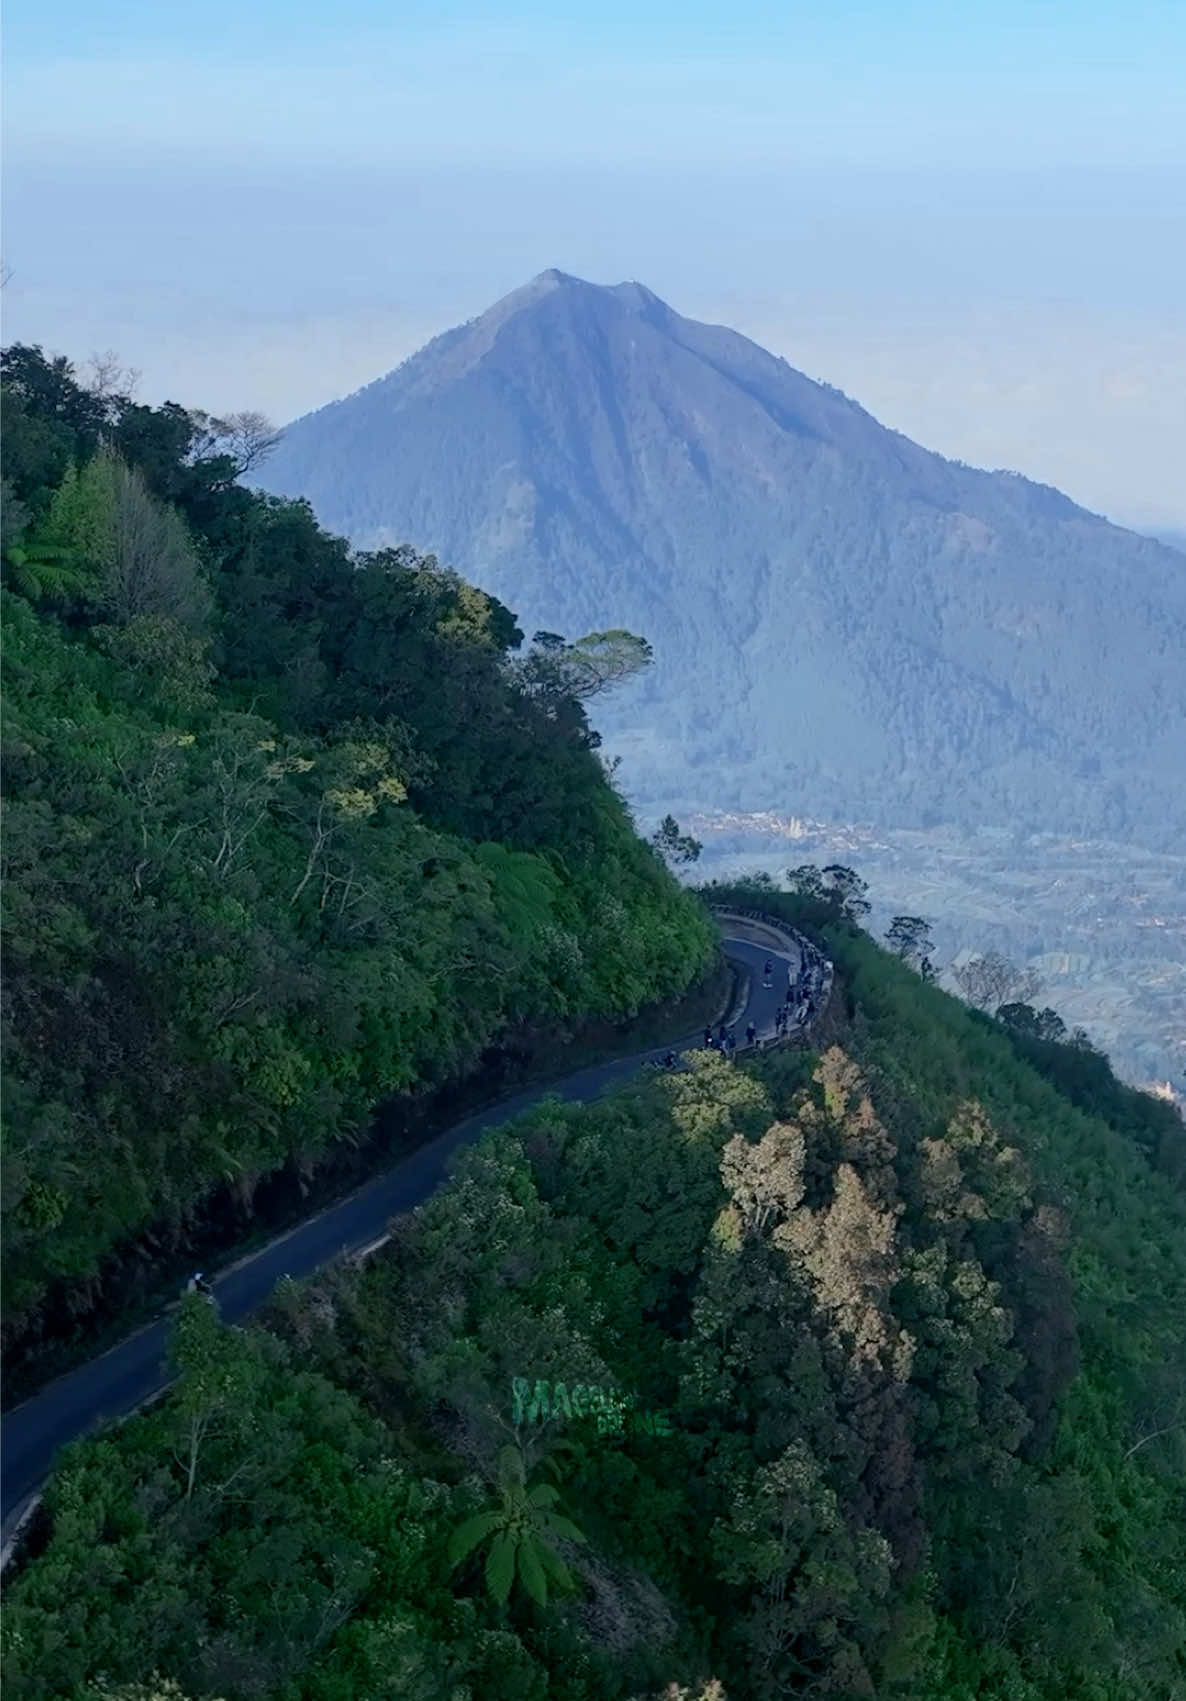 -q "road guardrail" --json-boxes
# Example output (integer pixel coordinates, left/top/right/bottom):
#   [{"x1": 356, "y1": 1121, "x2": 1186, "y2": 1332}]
[{"x1": 708, "y1": 903, "x2": 835, "y2": 1051}]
